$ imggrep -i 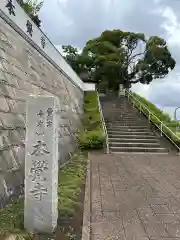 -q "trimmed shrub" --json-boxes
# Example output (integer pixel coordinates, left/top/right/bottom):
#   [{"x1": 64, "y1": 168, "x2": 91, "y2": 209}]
[{"x1": 78, "y1": 91, "x2": 105, "y2": 149}]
